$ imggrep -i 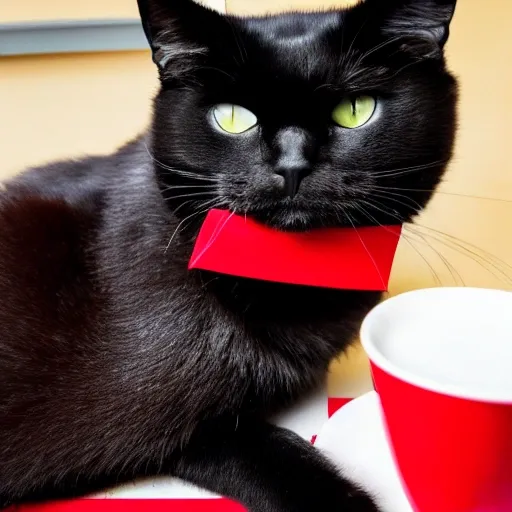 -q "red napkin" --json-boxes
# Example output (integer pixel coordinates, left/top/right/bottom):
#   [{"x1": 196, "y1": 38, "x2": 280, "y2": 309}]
[{"x1": 189, "y1": 209, "x2": 402, "y2": 291}]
